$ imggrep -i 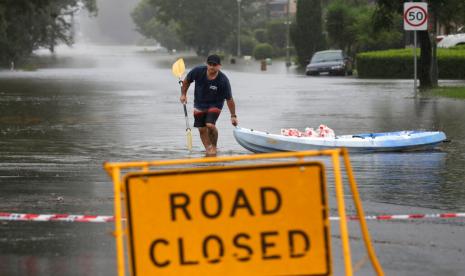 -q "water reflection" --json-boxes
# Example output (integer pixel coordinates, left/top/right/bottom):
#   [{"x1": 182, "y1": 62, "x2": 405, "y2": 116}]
[{"x1": 350, "y1": 152, "x2": 457, "y2": 208}]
